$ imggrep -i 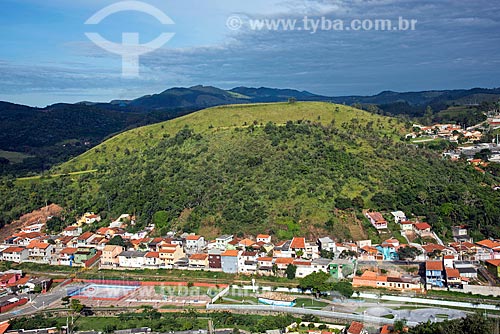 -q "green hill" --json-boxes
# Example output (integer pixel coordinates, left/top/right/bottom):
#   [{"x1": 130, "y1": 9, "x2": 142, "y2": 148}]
[{"x1": 2, "y1": 102, "x2": 500, "y2": 239}]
